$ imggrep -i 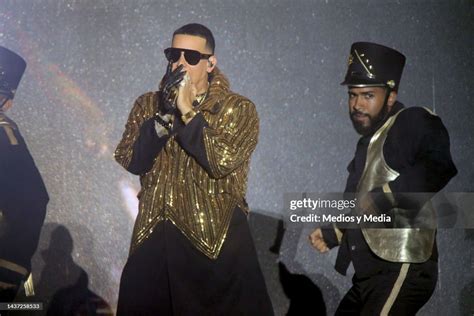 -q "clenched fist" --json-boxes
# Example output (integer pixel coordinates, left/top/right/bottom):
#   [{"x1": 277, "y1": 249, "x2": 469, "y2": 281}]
[{"x1": 309, "y1": 228, "x2": 329, "y2": 253}]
